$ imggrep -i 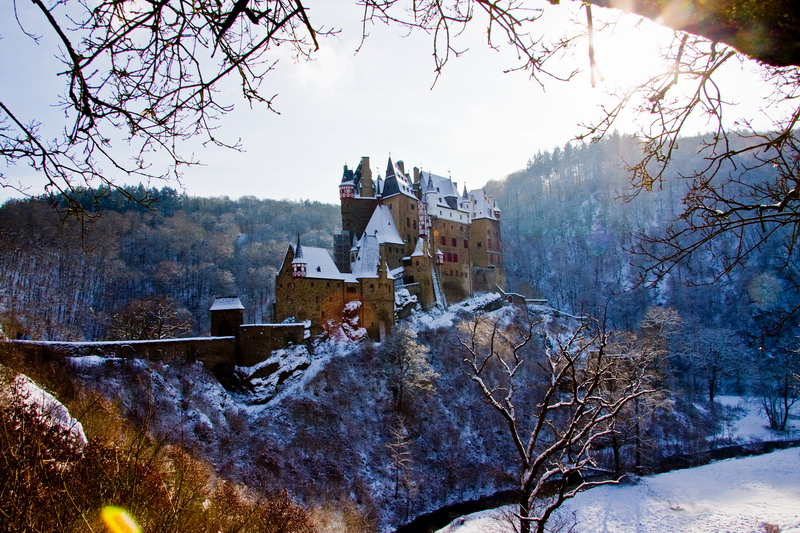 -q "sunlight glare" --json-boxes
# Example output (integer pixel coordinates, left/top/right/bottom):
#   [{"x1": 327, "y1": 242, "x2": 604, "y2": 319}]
[{"x1": 592, "y1": 13, "x2": 673, "y2": 90}]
